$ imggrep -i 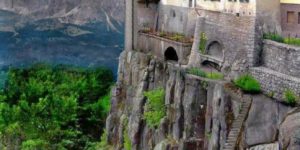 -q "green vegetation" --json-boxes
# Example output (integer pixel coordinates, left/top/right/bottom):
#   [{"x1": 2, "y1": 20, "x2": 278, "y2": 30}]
[
  {"x1": 123, "y1": 118, "x2": 132, "y2": 150},
  {"x1": 0, "y1": 64, "x2": 113, "y2": 149},
  {"x1": 143, "y1": 88, "x2": 166, "y2": 129},
  {"x1": 86, "y1": 129, "x2": 113, "y2": 150},
  {"x1": 263, "y1": 33, "x2": 284, "y2": 43},
  {"x1": 170, "y1": 33, "x2": 185, "y2": 41},
  {"x1": 267, "y1": 91, "x2": 275, "y2": 99},
  {"x1": 188, "y1": 68, "x2": 206, "y2": 77},
  {"x1": 283, "y1": 89, "x2": 299, "y2": 106},
  {"x1": 187, "y1": 68, "x2": 224, "y2": 80},
  {"x1": 264, "y1": 33, "x2": 300, "y2": 47},
  {"x1": 199, "y1": 32, "x2": 207, "y2": 54},
  {"x1": 206, "y1": 72, "x2": 224, "y2": 80},
  {"x1": 234, "y1": 74, "x2": 261, "y2": 93}
]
